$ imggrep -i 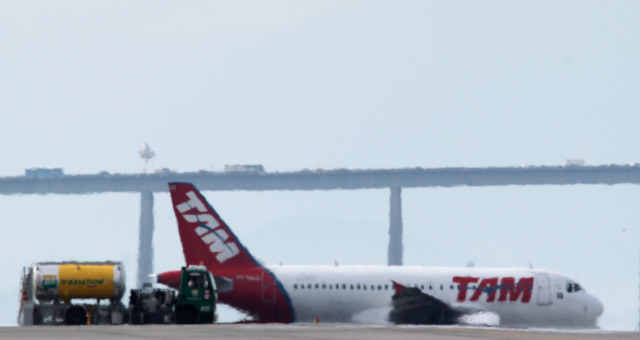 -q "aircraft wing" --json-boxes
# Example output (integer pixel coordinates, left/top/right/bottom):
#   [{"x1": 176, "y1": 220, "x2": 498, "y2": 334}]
[
  {"x1": 389, "y1": 281, "x2": 500, "y2": 325},
  {"x1": 389, "y1": 281, "x2": 464, "y2": 325}
]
